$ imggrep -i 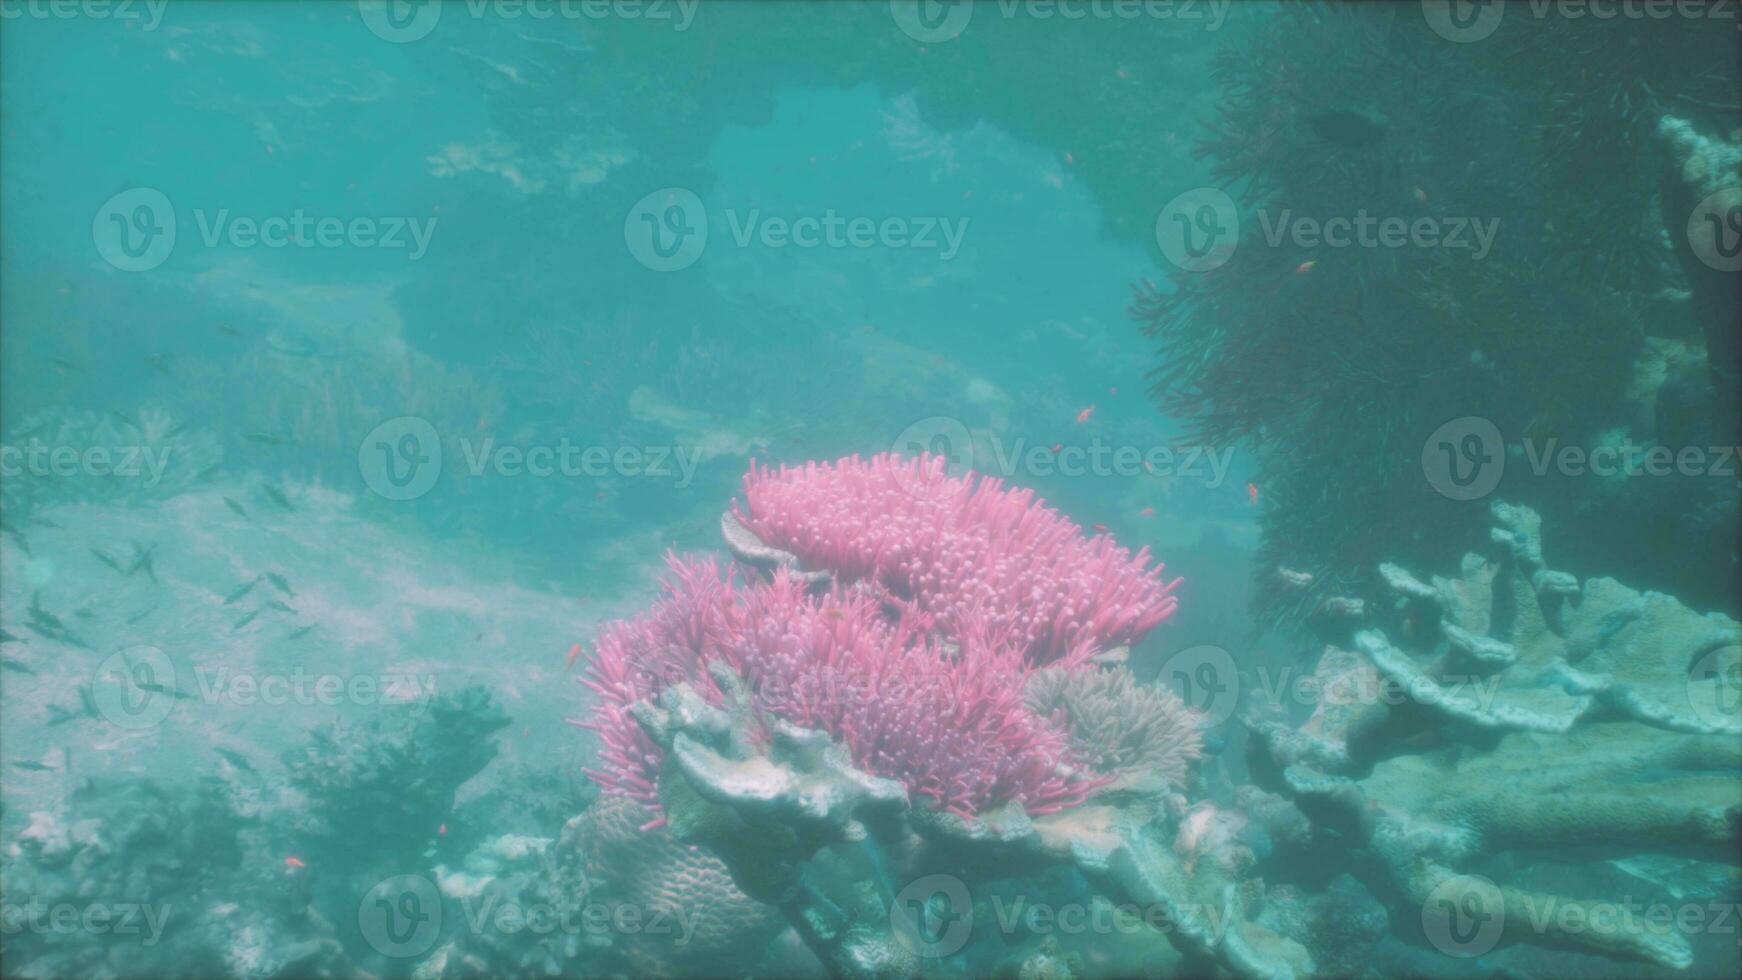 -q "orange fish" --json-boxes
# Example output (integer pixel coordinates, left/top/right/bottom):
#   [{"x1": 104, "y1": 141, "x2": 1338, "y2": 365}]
[
  {"x1": 1413, "y1": 186, "x2": 1428, "y2": 202},
  {"x1": 284, "y1": 856, "x2": 306, "y2": 869},
  {"x1": 565, "y1": 643, "x2": 584, "y2": 670},
  {"x1": 1139, "y1": 507, "x2": 1155, "y2": 518},
  {"x1": 1049, "y1": 443, "x2": 1063, "y2": 454},
  {"x1": 1246, "y1": 482, "x2": 1260, "y2": 505},
  {"x1": 438, "y1": 824, "x2": 448, "y2": 837},
  {"x1": 1075, "y1": 405, "x2": 1095, "y2": 424},
  {"x1": 1294, "y1": 260, "x2": 1316, "y2": 275},
  {"x1": 1091, "y1": 523, "x2": 1110, "y2": 534},
  {"x1": 1064, "y1": 151, "x2": 1075, "y2": 166}
]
